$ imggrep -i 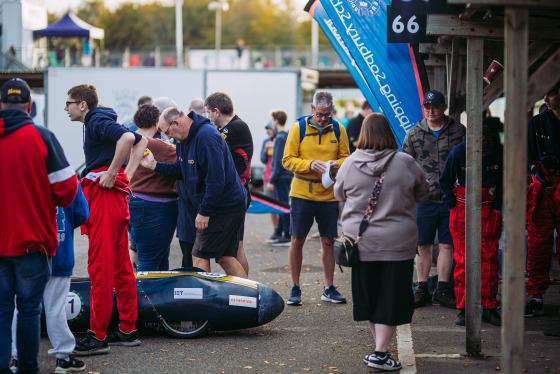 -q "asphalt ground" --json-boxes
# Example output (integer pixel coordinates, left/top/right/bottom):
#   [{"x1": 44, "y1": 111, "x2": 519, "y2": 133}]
[{"x1": 35, "y1": 212, "x2": 560, "y2": 373}]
